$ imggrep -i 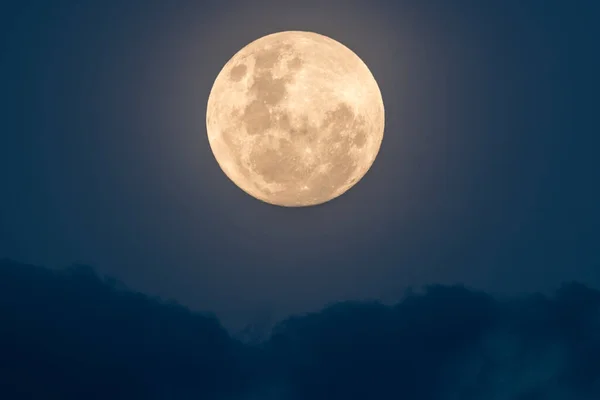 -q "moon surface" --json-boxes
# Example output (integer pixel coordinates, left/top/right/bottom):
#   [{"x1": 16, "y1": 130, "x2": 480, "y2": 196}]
[{"x1": 206, "y1": 31, "x2": 384, "y2": 207}]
